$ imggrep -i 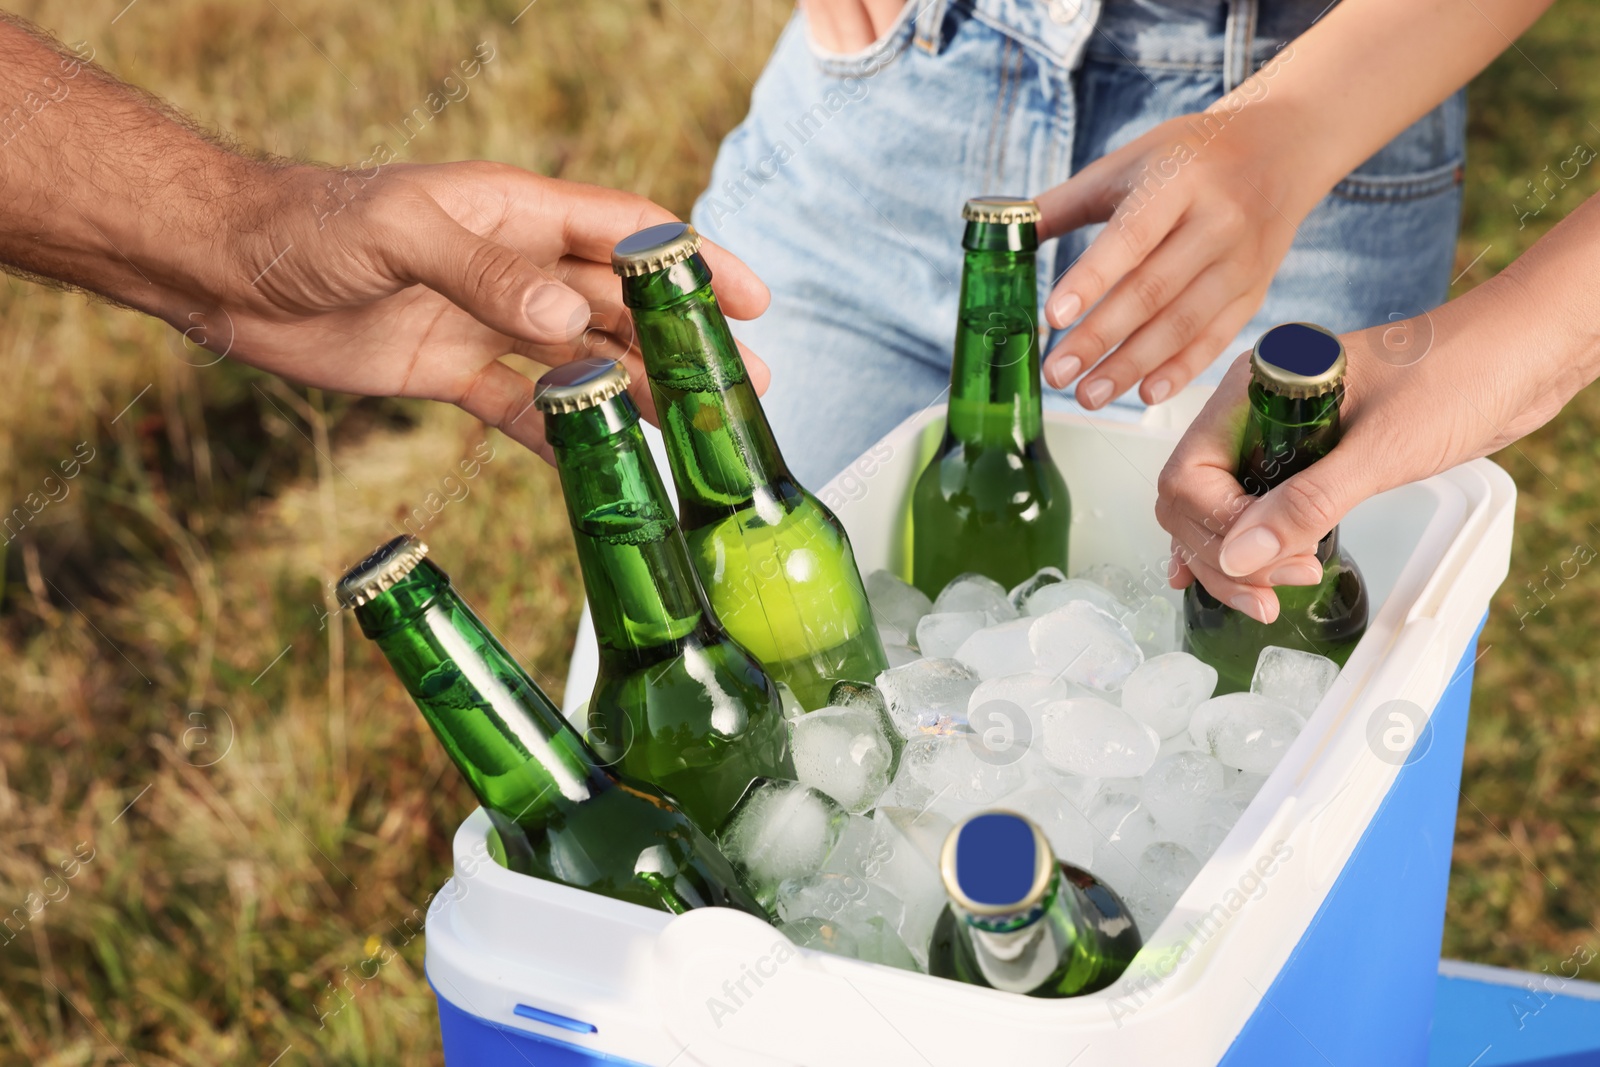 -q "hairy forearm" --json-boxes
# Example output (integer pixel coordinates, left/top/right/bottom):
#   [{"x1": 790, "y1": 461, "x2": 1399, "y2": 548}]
[
  {"x1": 0, "y1": 16, "x2": 278, "y2": 323},
  {"x1": 1218, "y1": 0, "x2": 1555, "y2": 213}
]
